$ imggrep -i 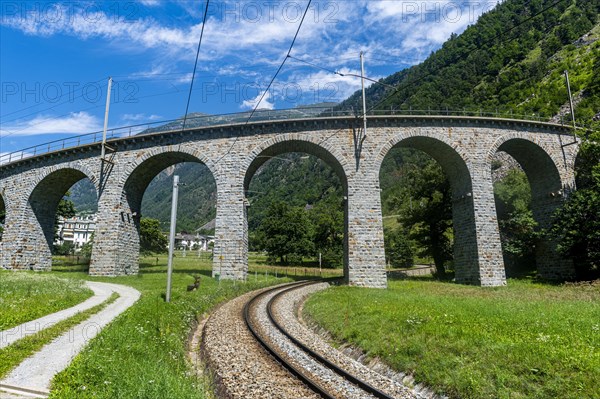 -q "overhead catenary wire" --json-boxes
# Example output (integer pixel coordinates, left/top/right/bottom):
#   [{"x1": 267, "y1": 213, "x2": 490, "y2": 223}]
[
  {"x1": 210, "y1": 0, "x2": 314, "y2": 169},
  {"x1": 245, "y1": 0, "x2": 313, "y2": 123},
  {"x1": 287, "y1": 55, "x2": 396, "y2": 90},
  {"x1": 181, "y1": 0, "x2": 211, "y2": 132}
]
